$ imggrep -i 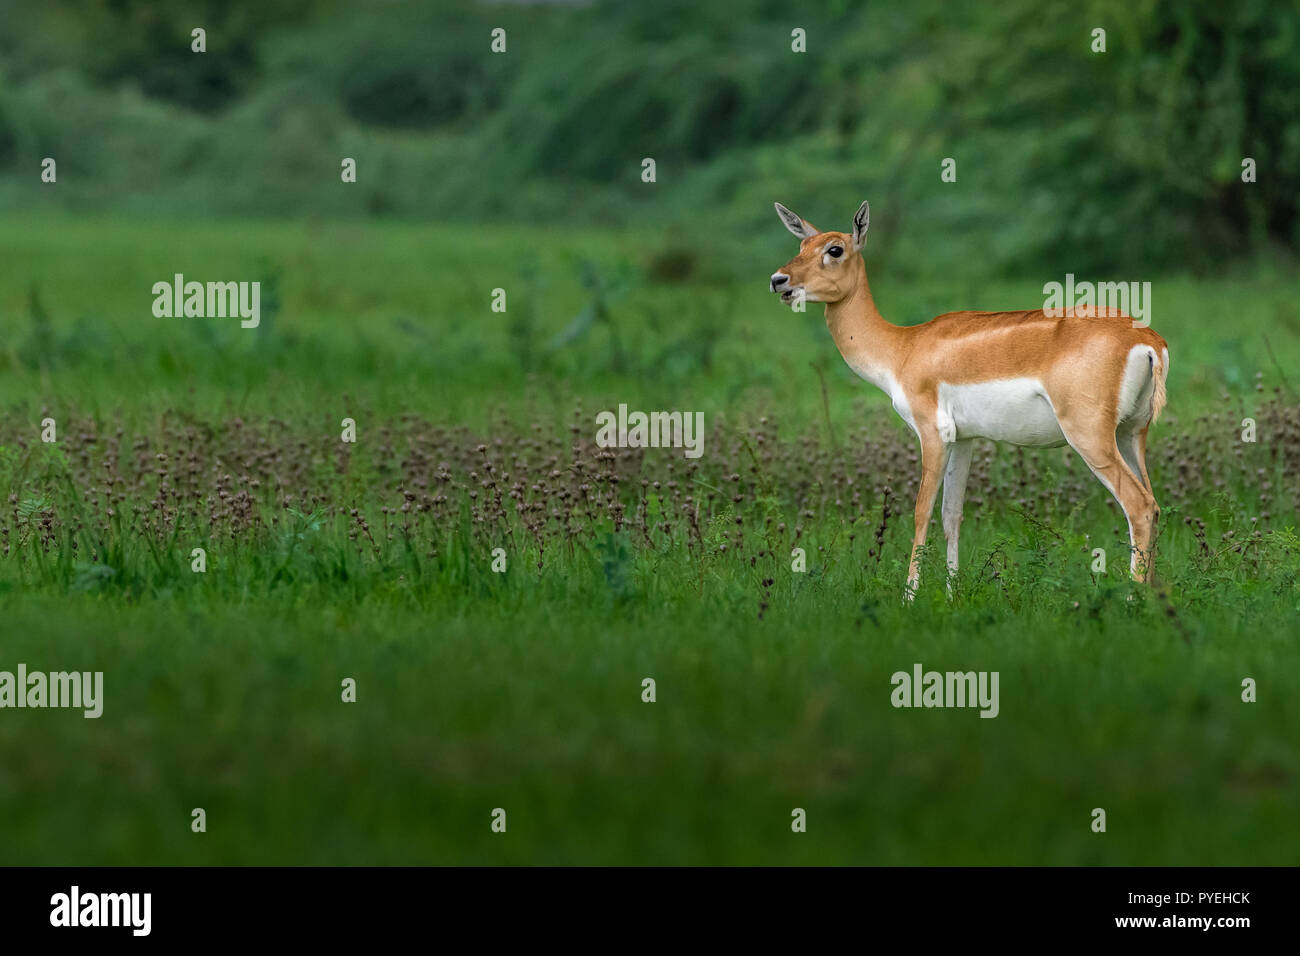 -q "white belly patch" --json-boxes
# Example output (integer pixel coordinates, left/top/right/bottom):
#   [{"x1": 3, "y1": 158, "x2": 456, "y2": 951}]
[{"x1": 937, "y1": 378, "x2": 1066, "y2": 446}]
